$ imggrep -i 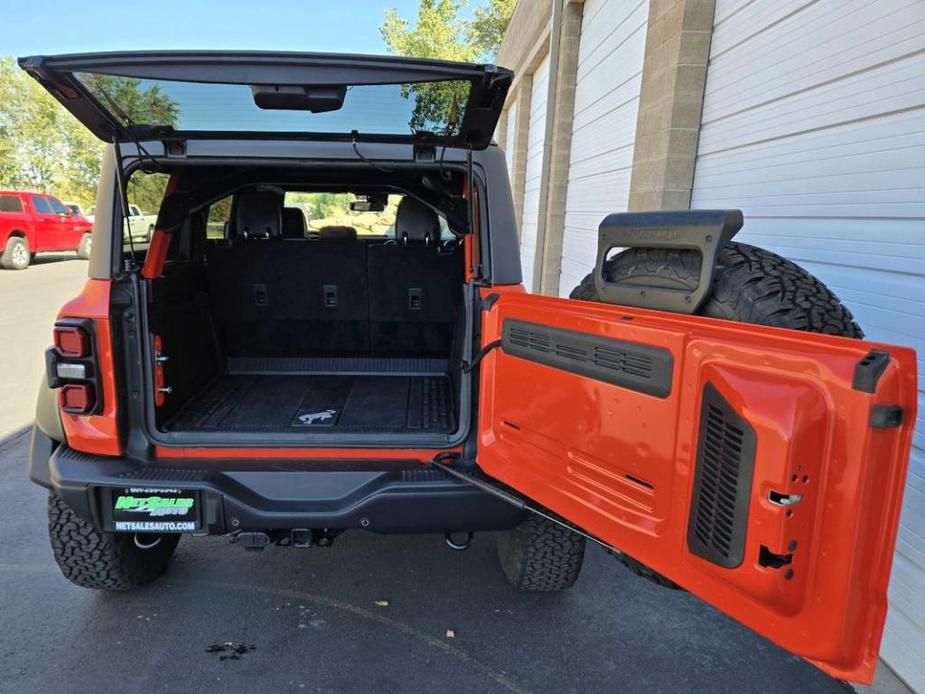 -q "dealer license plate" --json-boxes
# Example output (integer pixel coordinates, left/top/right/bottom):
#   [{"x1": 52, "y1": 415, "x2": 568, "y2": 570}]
[{"x1": 108, "y1": 487, "x2": 201, "y2": 533}]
